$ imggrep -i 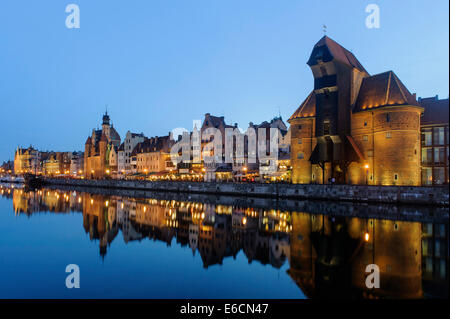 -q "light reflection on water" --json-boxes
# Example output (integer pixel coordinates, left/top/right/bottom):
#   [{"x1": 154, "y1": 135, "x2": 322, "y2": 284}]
[{"x1": 0, "y1": 184, "x2": 448, "y2": 299}]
